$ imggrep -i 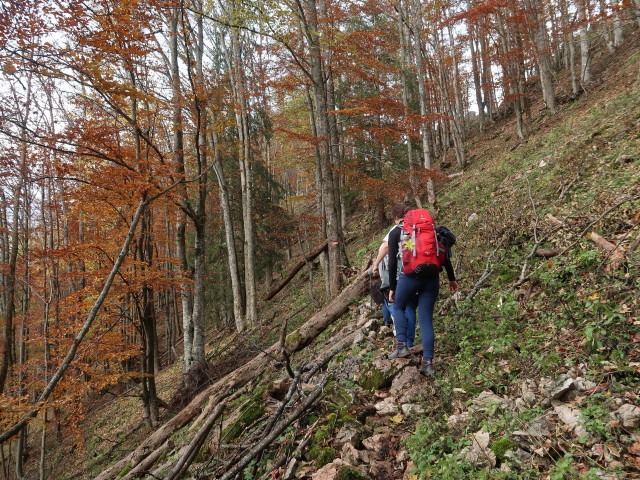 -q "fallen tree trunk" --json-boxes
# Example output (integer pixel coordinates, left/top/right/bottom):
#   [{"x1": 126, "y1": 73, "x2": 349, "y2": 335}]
[
  {"x1": 162, "y1": 403, "x2": 227, "y2": 480},
  {"x1": 265, "y1": 241, "x2": 328, "y2": 301},
  {"x1": 589, "y1": 232, "x2": 626, "y2": 273},
  {"x1": 217, "y1": 378, "x2": 329, "y2": 480},
  {"x1": 95, "y1": 268, "x2": 369, "y2": 480}
]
